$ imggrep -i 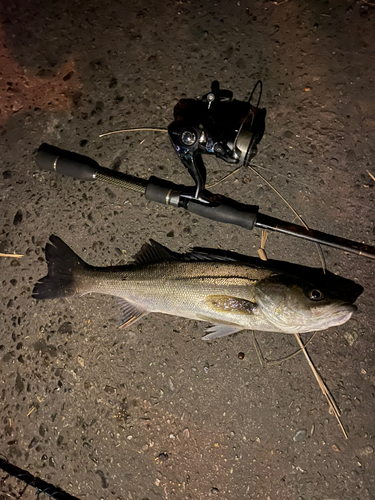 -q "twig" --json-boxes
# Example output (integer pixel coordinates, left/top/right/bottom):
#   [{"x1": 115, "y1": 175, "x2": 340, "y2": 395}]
[
  {"x1": 294, "y1": 333, "x2": 348, "y2": 439},
  {"x1": 99, "y1": 127, "x2": 167, "y2": 138},
  {"x1": 257, "y1": 230, "x2": 268, "y2": 261},
  {"x1": 26, "y1": 407, "x2": 35, "y2": 417},
  {"x1": 367, "y1": 170, "x2": 375, "y2": 182},
  {"x1": 0, "y1": 253, "x2": 23, "y2": 258}
]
